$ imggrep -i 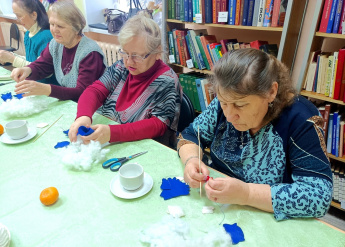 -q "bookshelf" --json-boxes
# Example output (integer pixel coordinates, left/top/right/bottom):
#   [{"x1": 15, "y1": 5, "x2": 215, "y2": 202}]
[{"x1": 296, "y1": 0, "x2": 345, "y2": 210}]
